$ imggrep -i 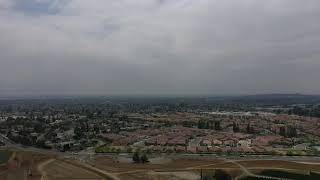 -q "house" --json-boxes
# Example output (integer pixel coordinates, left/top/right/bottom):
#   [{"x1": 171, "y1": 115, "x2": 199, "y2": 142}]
[
  {"x1": 293, "y1": 143, "x2": 308, "y2": 151},
  {"x1": 165, "y1": 146, "x2": 175, "y2": 153},
  {"x1": 200, "y1": 139, "x2": 212, "y2": 146},
  {"x1": 157, "y1": 137, "x2": 168, "y2": 146},
  {"x1": 212, "y1": 139, "x2": 222, "y2": 146},
  {"x1": 175, "y1": 146, "x2": 186, "y2": 153},
  {"x1": 167, "y1": 137, "x2": 187, "y2": 146},
  {"x1": 223, "y1": 140, "x2": 236, "y2": 147},
  {"x1": 152, "y1": 146, "x2": 163, "y2": 153},
  {"x1": 187, "y1": 146, "x2": 197, "y2": 153},
  {"x1": 197, "y1": 146, "x2": 208, "y2": 153},
  {"x1": 208, "y1": 146, "x2": 221, "y2": 153},
  {"x1": 238, "y1": 139, "x2": 251, "y2": 148}
]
